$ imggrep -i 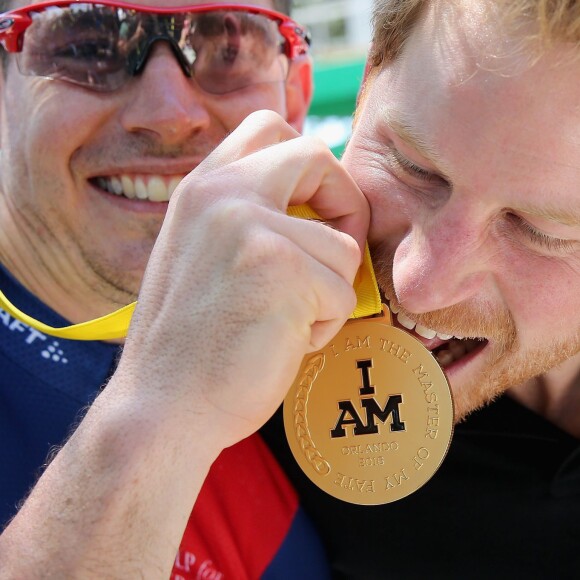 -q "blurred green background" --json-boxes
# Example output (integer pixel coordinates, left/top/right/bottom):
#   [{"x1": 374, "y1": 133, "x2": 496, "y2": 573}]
[
  {"x1": 292, "y1": 1, "x2": 372, "y2": 157},
  {"x1": 306, "y1": 57, "x2": 366, "y2": 158}
]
